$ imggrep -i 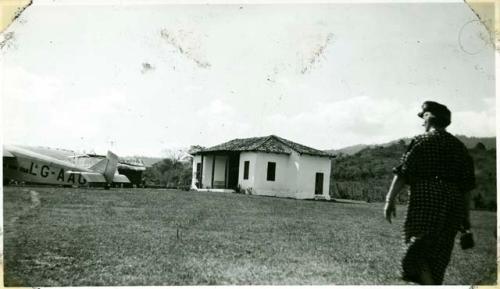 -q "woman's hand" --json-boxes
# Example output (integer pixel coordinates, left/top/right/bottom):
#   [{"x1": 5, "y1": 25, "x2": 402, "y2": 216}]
[
  {"x1": 384, "y1": 175, "x2": 405, "y2": 224},
  {"x1": 384, "y1": 200, "x2": 396, "y2": 224},
  {"x1": 462, "y1": 216, "x2": 471, "y2": 232}
]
